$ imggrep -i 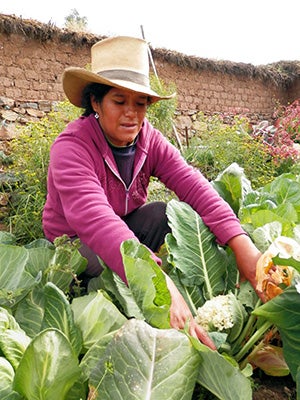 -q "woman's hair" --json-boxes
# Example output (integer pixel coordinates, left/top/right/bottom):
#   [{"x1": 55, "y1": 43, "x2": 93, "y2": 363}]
[{"x1": 81, "y1": 83, "x2": 112, "y2": 116}]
